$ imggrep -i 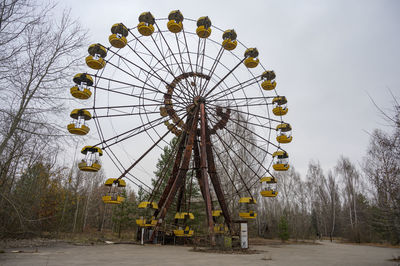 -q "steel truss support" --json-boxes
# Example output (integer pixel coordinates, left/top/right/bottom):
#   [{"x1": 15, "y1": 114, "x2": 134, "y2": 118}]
[
  {"x1": 150, "y1": 108, "x2": 199, "y2": 241},
  {"x1": 150, "y1": 102, "x2": 233, "y2": 244},
  {"x1": 204, "y1": 123, "x2": 233, "y2": 233},
  {"x1": 199, "y1": 101, "x2": 215, "y2": 245}
]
